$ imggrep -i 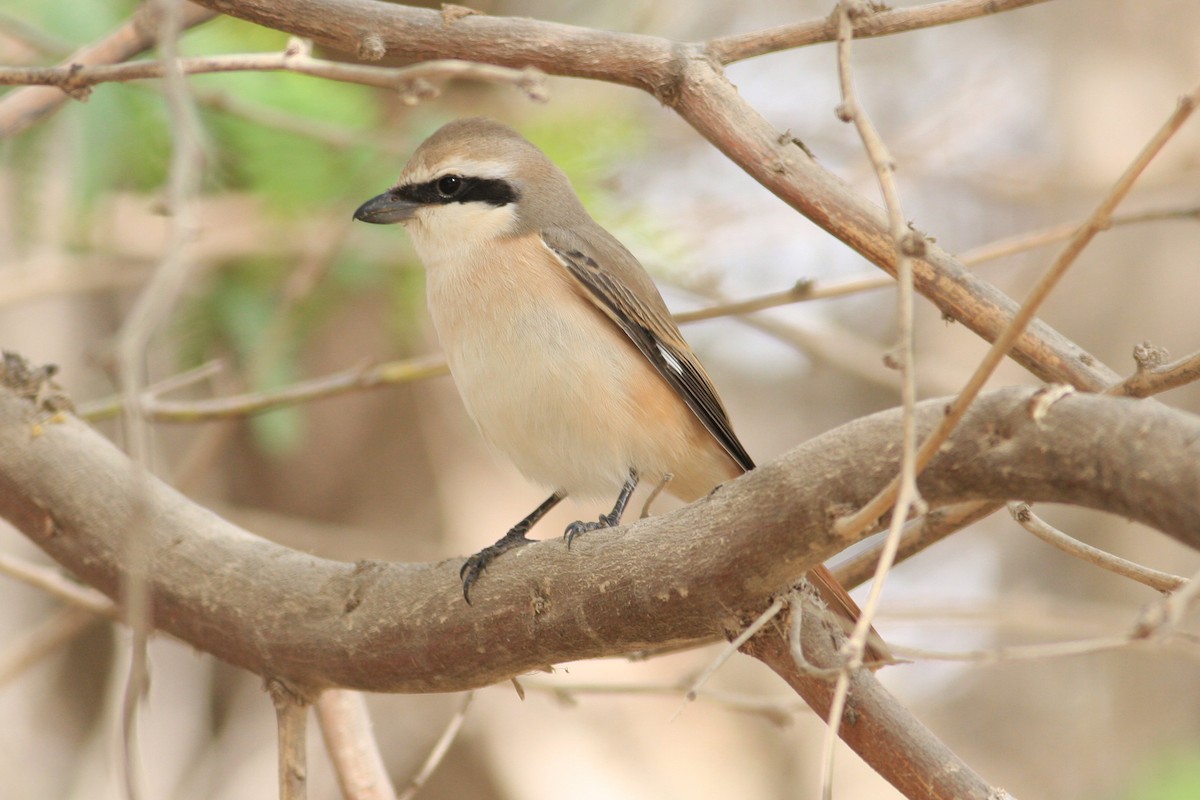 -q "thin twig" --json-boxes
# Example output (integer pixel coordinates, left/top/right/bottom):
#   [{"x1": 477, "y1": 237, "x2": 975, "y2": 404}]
[
  {"x1": 188, "y1": 84, "x2": 412, "y2": 153},
  {"x1": 0, "y1": 551, "x2": 118, "y2": 616},
  {"x1": 673, "y1": 595, "x2": 785, "y2": 720},
  {"x1": 112, "y1": 7, "x2": 208, "y2": 798},
  {"x1": 1133, "y1": 556, "x2": 1200, "y2": 641},
  {"x1": 671, "y1": 275, "x2": 888, "y2": 323},
  {"x1": 886, "y1": 635, "x2": 1157, "y2": 664},
  {"x1": 834, "y1": 81, "x2": 1200, "y2": 540},
  {"x1": 316, "y1": 690, "x2": 397, "y2": 800},
  {"x1": 821, "y1": 6, "x2": 924, "y2": 795},
  {"x1": 519, "y1": 678, "x2": 804, "y2": 727},
  {"x1": 269, "y1": 680, "x2": 311, "y2": 800},
  {"x1": 0, "y1": 606, "x2": 98, "y2": 687},
  {"x1": 789, "y1": 593, "x2": 844, "y2": 680},
  {"x1": 1108, "y1": 346, "x2": 1200, "y2": 398},
  {"x1": 0, "y1": 9, "x2": 72, "y2": 56},
  {"x1": 1009, "y1": 502, "x2": 1187, "y2": 593},
  {"x1": 77, "y1": 355, "x2": 450, "y2": 423},
  {"x1": 833, "y1": 500, "x2": 1002, "y2": 591},
  {"x1": 960, "y1": 206, "x2": 1200, "y2": 266},
  {"x1": 707, "y1": 0, "x2": 1051, "y2": 63},
  {"x1": 0, "y1": 39, "x2": 549, "y2": 104},
  {"x1": 396, "y1": 692, "x2": 474, "y2": 800},
  {"x1": 0, "y1": 2, "x2": 217, "y2": 137},
  {"x1": 676, "y1": 203, "x2": 1200, "y2": 325},
  {"x1": 741, "y1": 593, "x2": 999, "y2": 799}
]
